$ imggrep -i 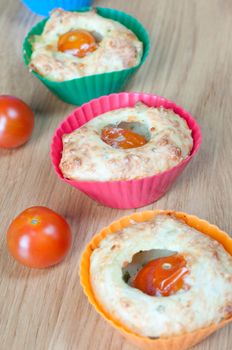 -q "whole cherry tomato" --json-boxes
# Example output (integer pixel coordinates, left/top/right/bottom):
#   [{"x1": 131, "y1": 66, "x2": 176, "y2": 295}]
[
  {"x1": 7, "y1": 207, "x2": 72, "y2": 268},
  {"x1": 0, "y1": 95, "x2": 34, "y2": 148}
]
